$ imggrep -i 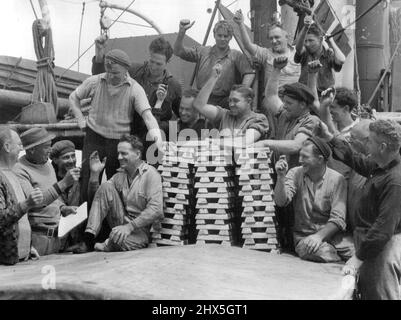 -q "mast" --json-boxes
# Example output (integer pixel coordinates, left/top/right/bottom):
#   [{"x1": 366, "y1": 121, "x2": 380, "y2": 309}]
[{"x1": 355, "y1": 0, "x2": 390, "y2": 111}]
